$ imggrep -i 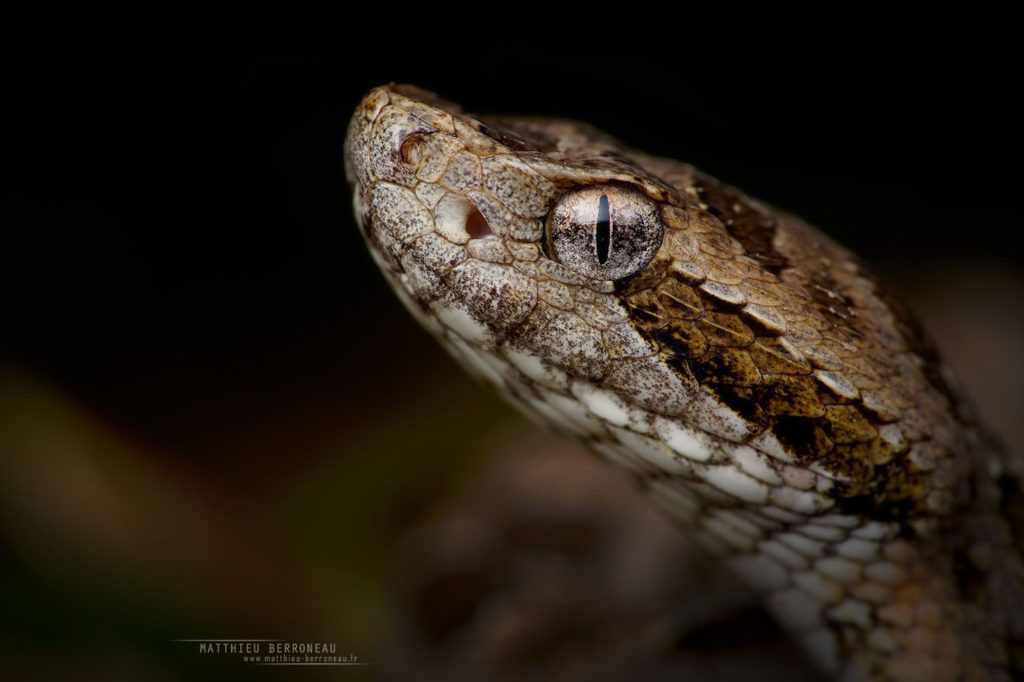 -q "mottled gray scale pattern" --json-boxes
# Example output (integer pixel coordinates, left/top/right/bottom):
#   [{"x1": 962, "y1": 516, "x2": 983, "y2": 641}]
[{"x1": 345, "y1": 85, "x2": 1024, "y2": 681}]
